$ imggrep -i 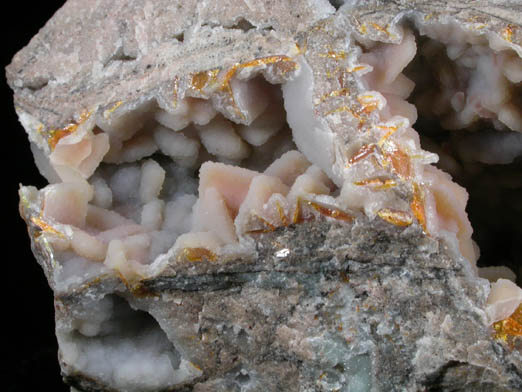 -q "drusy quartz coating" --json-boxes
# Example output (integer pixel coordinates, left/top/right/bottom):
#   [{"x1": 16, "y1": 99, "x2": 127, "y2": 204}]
[{"x1": 7, "y1": 0, "x2": 522, "y2": 391}]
